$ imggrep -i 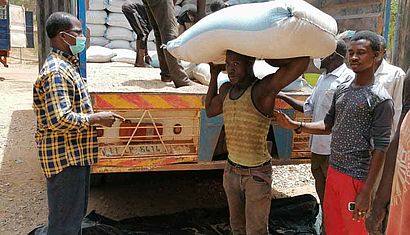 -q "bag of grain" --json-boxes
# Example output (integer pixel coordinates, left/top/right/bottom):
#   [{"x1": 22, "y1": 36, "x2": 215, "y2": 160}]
[
  {"x1": 88, "y1": 0, "x2": 107, "y2": 10},
  {"x1": 106, "y1": 26, "x2": 134, "y2": 41},
  {"x1": 87, "y1": 46, "x2": 116, "y2": 63},
  {"x1": 91, "y1": 37, "x2": 109, "y2": 46},
  {"x1": 86, "y1": 10, "x2": 107, "y2": 24},
  {"x1": 106, "y1": 13, "x2": 132, "y2": 30},
  {"x1": 106, "y1": 40, "x2": 134, "y2": 50},
  {"x1": 88, "y1": 24, "x2": 107, "y2": 37},
  {"x1": 111, "y1": 49, "x2": 136, "y2": 64},
  {"x1": 167, "y1": 0, "x2": 337, "y2": 64}
]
